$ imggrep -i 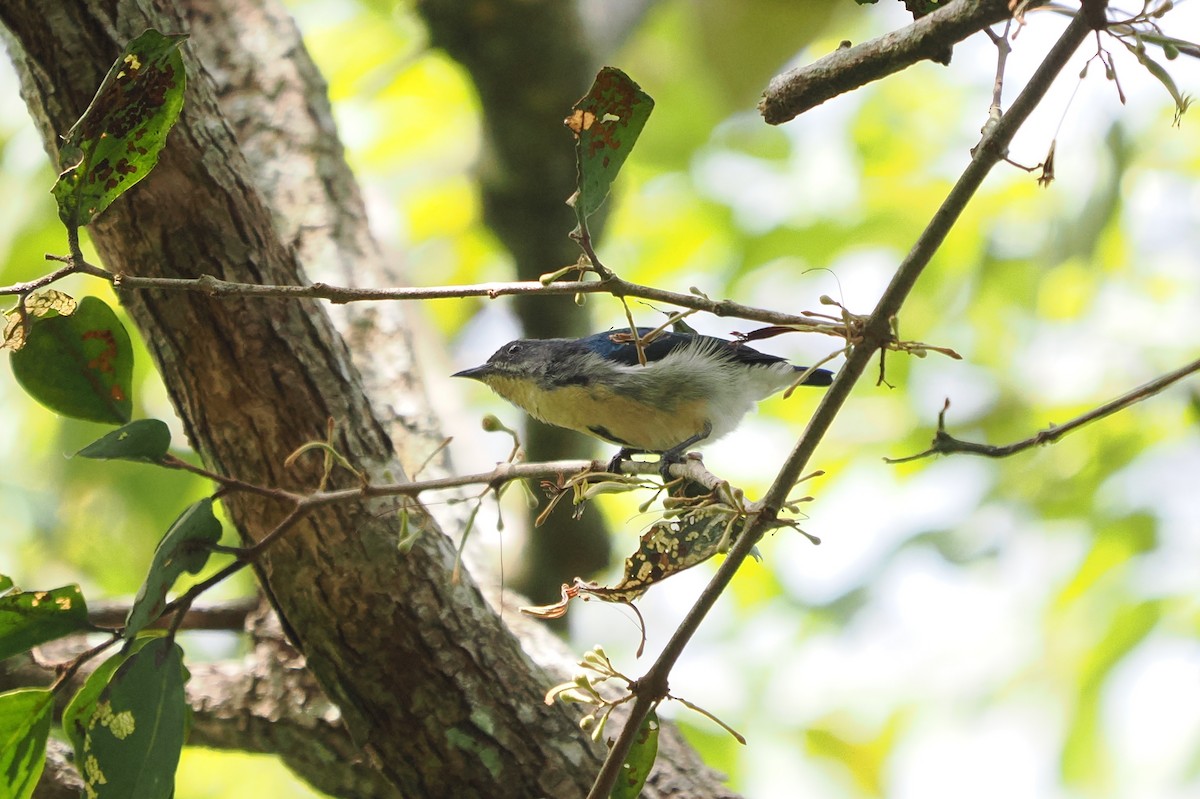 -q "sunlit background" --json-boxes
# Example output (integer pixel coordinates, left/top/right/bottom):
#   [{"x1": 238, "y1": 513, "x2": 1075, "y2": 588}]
[{"x1": 3, "y1": 1, "x2": 1199, "y2": 797}]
